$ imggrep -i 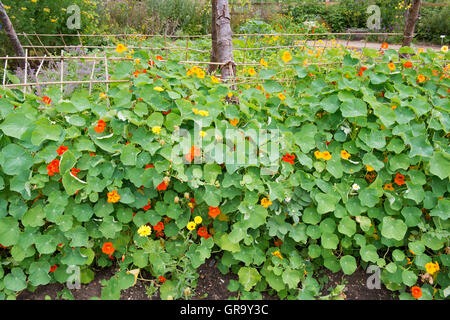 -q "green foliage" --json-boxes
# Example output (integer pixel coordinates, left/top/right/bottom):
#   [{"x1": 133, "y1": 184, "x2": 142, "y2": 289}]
[{"x1": 0, "y1": 40, "x2": 449, "y2": 300}]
